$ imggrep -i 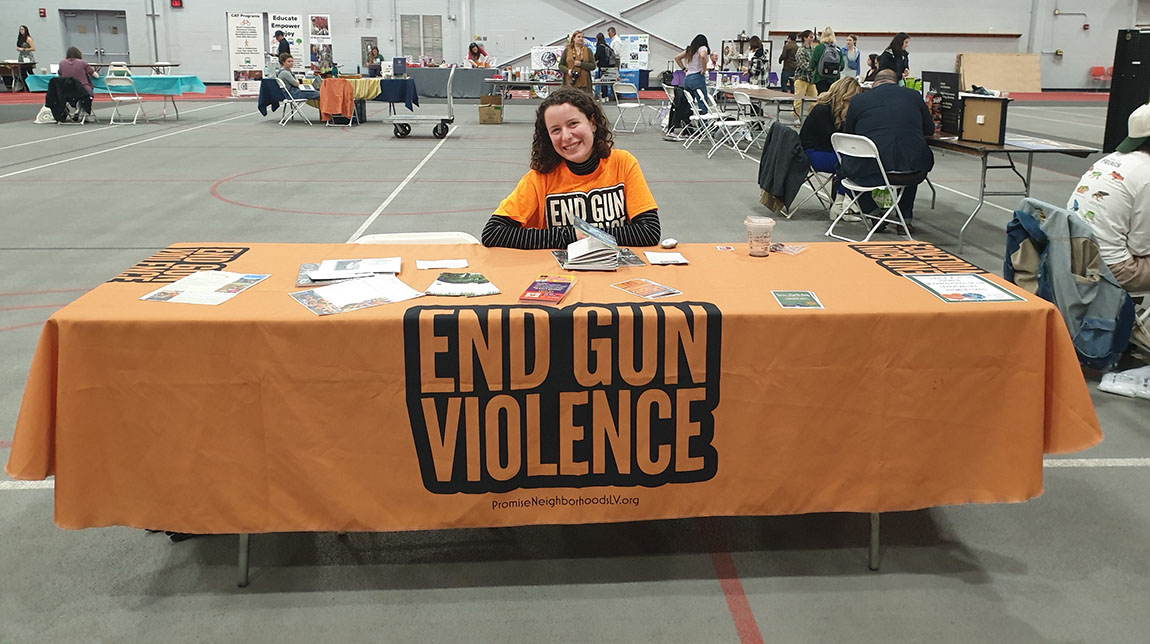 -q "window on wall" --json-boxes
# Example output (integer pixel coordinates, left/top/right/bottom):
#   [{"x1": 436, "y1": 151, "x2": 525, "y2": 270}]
[
  {"x1": 1139, "y1": 0, "x2": 1150, "y2": 27},
  {"x1": 400, "y1": 14, "x2": 443, "y2": 60}
]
